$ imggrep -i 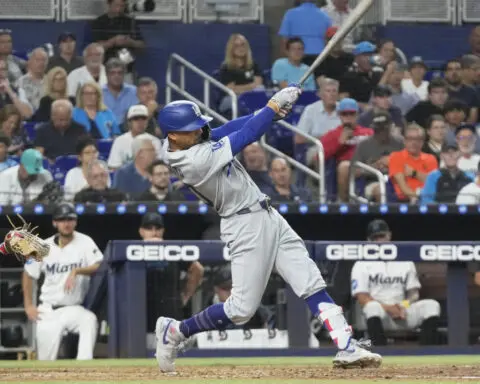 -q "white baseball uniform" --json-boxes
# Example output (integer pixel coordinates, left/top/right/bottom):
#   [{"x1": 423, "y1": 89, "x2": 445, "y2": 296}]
[
  {"x1": 24, "y1": 231, "x2": 103, "y2": 360},
  {"x1": 351, "y1": 261, "x2": 440, "y2": 330},
  {"x1": 165, "y1": 136, "x2": 326, "y2": 324}
]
